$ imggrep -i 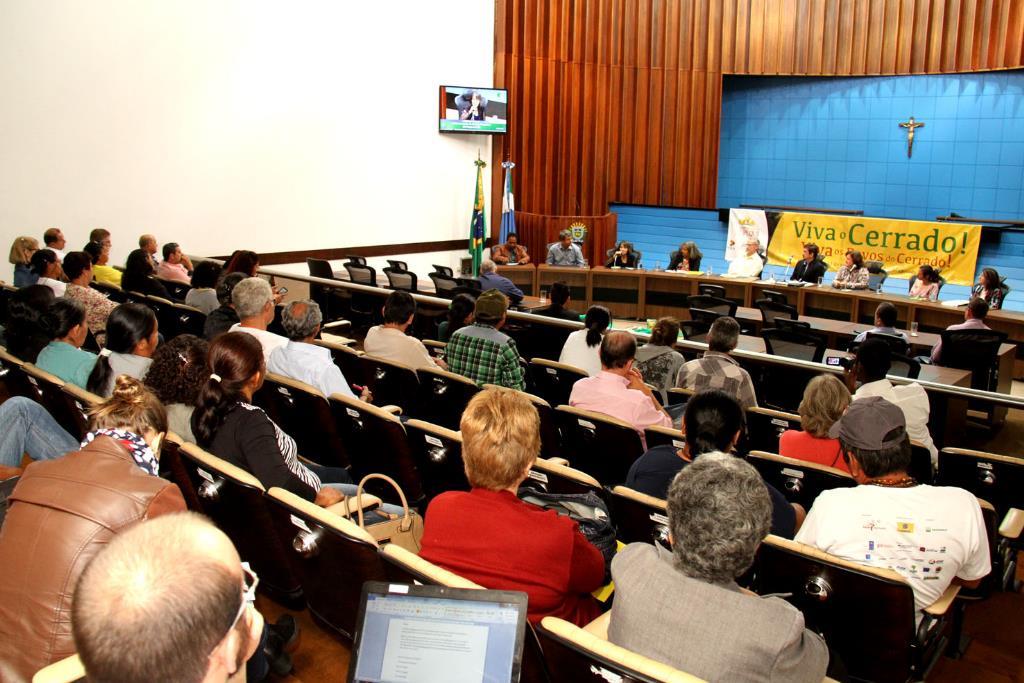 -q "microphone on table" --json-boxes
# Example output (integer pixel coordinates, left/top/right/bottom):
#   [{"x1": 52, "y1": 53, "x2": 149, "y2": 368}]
[{"x1": 783, "y1": 256, "x2": 795, "y2": 281}]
